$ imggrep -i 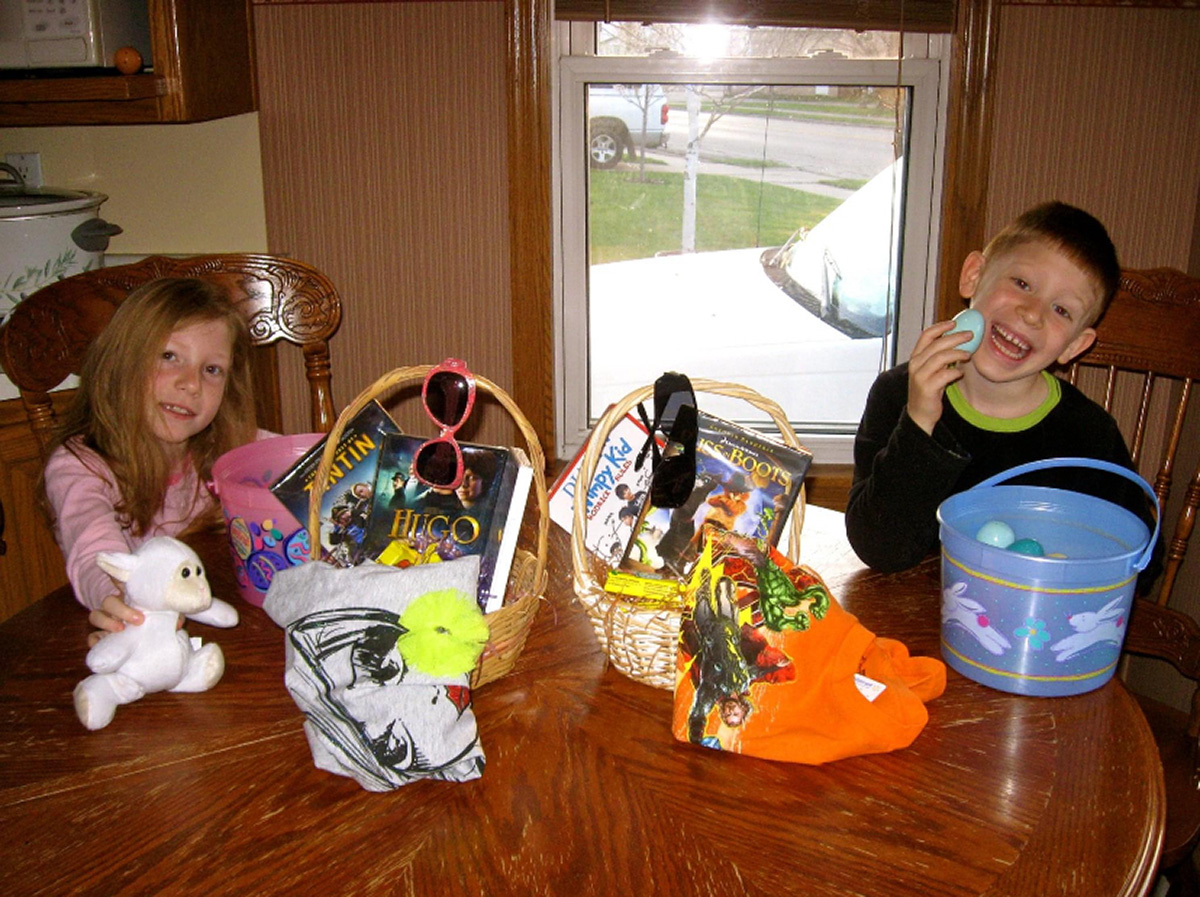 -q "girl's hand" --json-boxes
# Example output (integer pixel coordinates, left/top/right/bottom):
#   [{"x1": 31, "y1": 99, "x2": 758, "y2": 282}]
[
  {"x1": 86, "y1": 594, "x2": 143, "y2": 648},
  {"x1": 906, "y1": 319, "x2": 976, "y2": 435},
  {"x1": 87, "y1": 594, "x2": 186, "y2": 647}
]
